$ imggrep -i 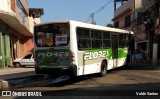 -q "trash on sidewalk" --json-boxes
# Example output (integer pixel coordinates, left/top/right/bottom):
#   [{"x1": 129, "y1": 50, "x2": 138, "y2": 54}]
[{"x1": 0, "y1": 79, "x2": 9, "y2": 90}]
